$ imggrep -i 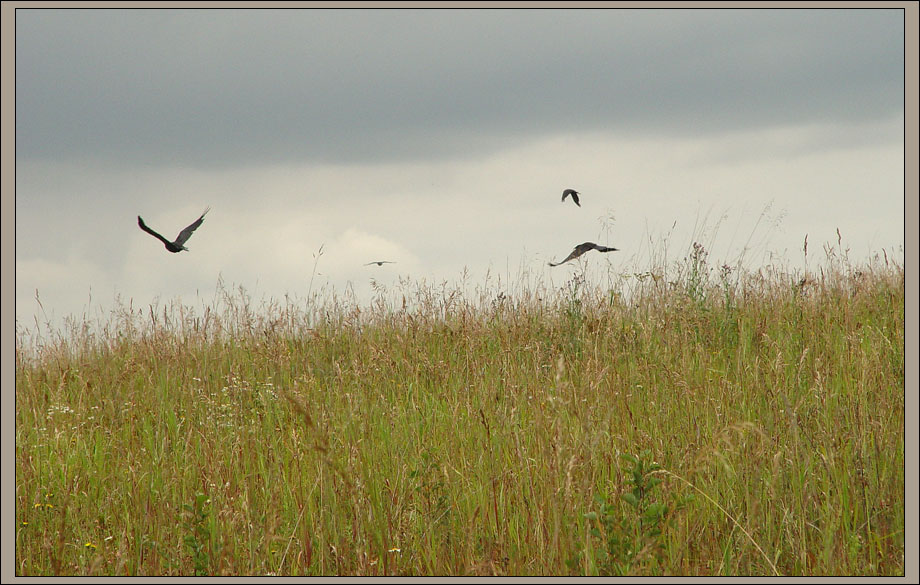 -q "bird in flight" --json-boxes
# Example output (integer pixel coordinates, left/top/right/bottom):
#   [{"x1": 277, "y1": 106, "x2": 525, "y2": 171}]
[
  {"x1": 561, "y1": 188, "x2": 581, "y2": 207},
  {"x1": 365, "y1": 261, "x2": 396, "y2": 266},
  {"x1": 548, "y1": 242, "x2": 618, "y2": 266},
  {"x1": 138, "y1": 207, "x2": 210, "y2": 253}
]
